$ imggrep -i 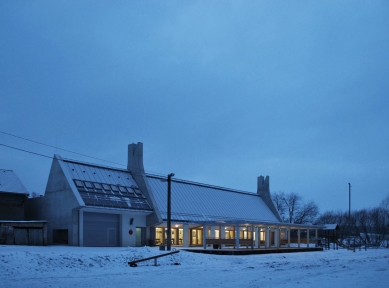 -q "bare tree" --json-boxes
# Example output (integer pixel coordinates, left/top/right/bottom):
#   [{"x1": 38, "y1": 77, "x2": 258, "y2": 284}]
[
  {"x1": 29, "y1": 192, "x2": 40, "y2": 198},
  {"x1": 272, "y1": 191, "x2": 319, "y2": 224},
  {"x1": 354, "y1": 209, "x2": 371, "y2": 244},
  {"x1": 316, "y1": 210, "x2": 351, "y2": 239},
  {"x1": 381, "y1": 193, "x2": 389, "y2": 210},
  {"x1": 272, "y1": 191, "x2": 287, "y2": 221},
  {"x1": 368, "y1": 207, "x2": 389, "y2": 247},
  {"x1": 295, "y1": 201, "x2": 320, "y2": 224},
  {"x1": 316, "y1": 210, "x2": 339, "y2": 225}
]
